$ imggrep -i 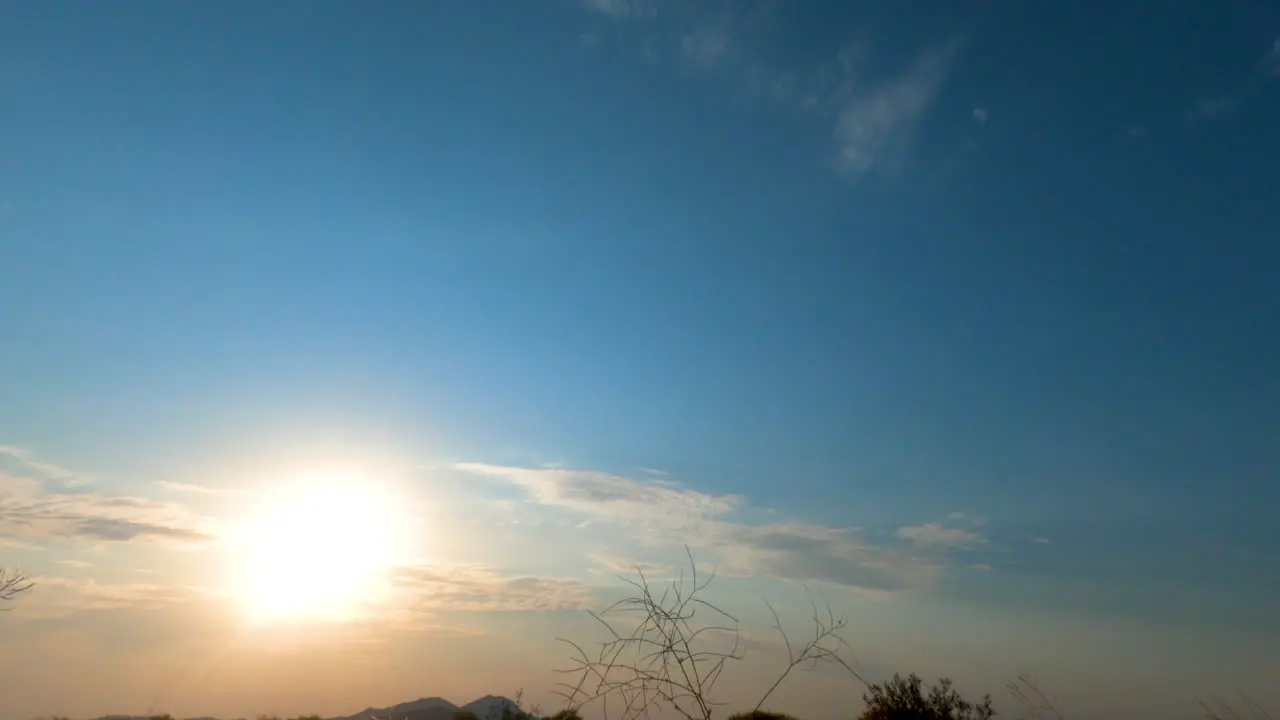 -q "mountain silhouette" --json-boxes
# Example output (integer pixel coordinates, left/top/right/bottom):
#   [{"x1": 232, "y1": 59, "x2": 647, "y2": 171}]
[{"x1": 84, "y1": 694, "x2": 523, "y2": 720}]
